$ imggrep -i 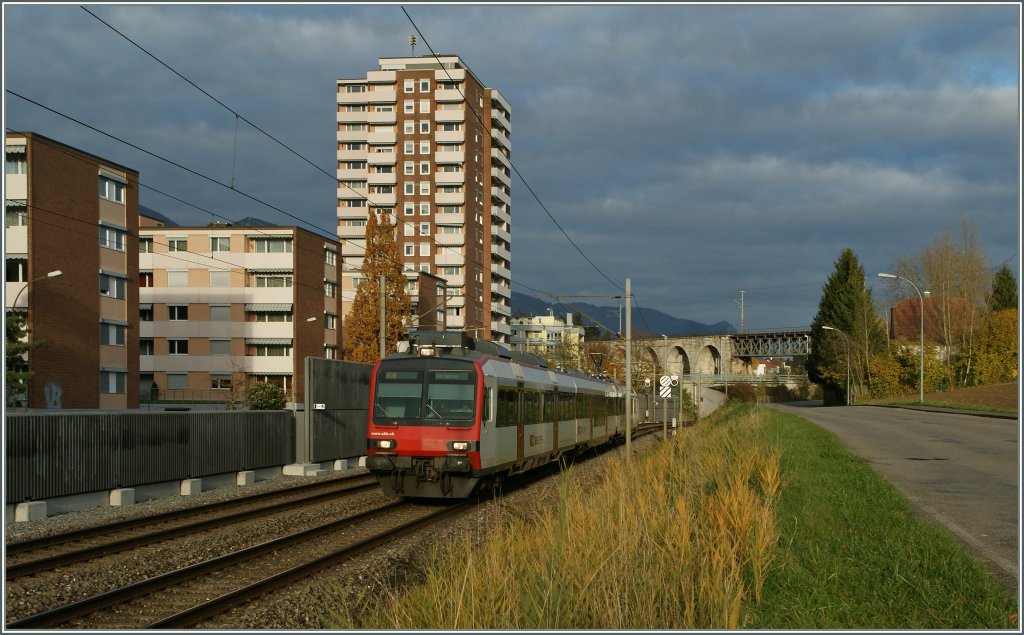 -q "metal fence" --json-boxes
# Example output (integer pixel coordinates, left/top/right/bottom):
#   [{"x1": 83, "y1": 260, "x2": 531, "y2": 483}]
[
  {"x1": 302, "y1": 358, "x2": 372, "y2": 463},
  {"x1": 5, "y1": 411, "x2": 294, "y2": 503}
]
